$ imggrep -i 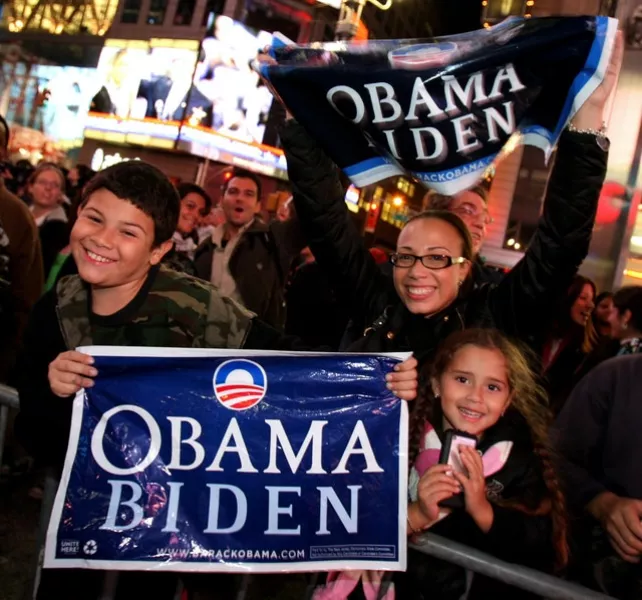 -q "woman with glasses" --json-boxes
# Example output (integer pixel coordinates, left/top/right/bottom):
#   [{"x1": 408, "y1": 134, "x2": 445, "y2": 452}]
[
  {"x1": 276, "y1": 39, "x2": 620, "y2": 365},
  {"x1": 26, "y1": 163, "x2": 69, "y2": 277}
]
